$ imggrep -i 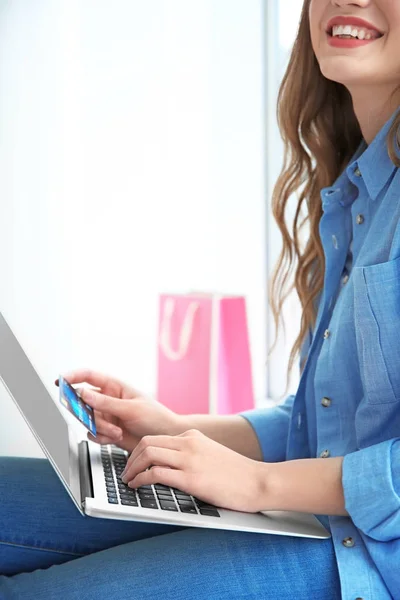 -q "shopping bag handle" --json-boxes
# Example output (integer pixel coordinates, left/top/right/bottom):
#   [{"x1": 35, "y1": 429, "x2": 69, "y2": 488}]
[{"x1": 159, "y1": 298, "x2": 199, "y2": 361}]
